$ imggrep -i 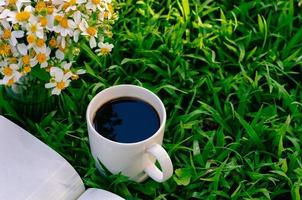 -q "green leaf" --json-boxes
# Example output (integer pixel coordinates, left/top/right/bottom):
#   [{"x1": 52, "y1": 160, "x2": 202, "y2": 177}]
[
  {"x1": 31, "y1": 67, "x2": 50, "y2": 81},
  {"x1": 173, "y1": 168, "x2": 192, "y2": 186},
  {"x1": 81, "y1": 43, "x2": 103, "y2": 68},
  {"x1": 291, "y1": 182, "x2": 301, "y2": 200},
  {"x1": 283, "y1": 27, "x2": 302, "y2": 57},
  {"x1": 281, "y1": 159, "x2": 288, "y2": 173},
  {"x1": 235, "y1": 112, "x2": 262, "y2": 146},
  {"x1": 181, "y1": 0, "x2": 190, "y2": 20}
]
